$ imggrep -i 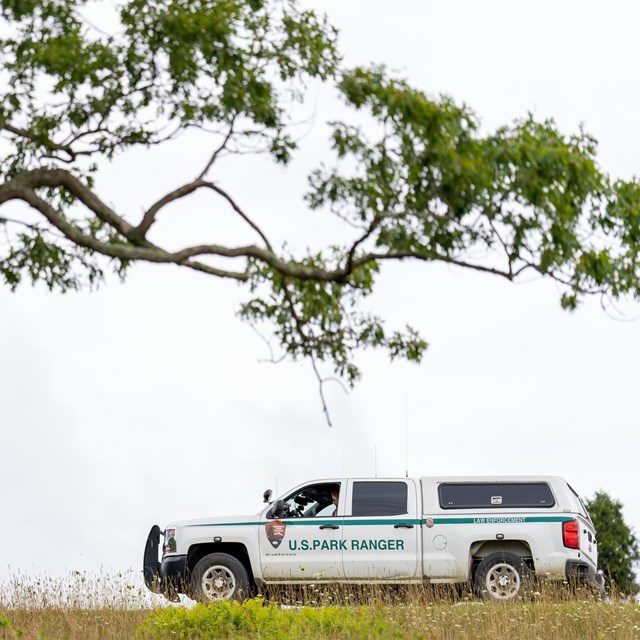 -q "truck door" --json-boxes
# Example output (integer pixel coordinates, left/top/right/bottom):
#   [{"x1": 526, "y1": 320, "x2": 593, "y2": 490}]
[
  {"x1": 259, "y1": 481, "x2": 344, "y2": 581},
  {"x1": 341, "y1": 479, "x2": 420, "y2": 580}
]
